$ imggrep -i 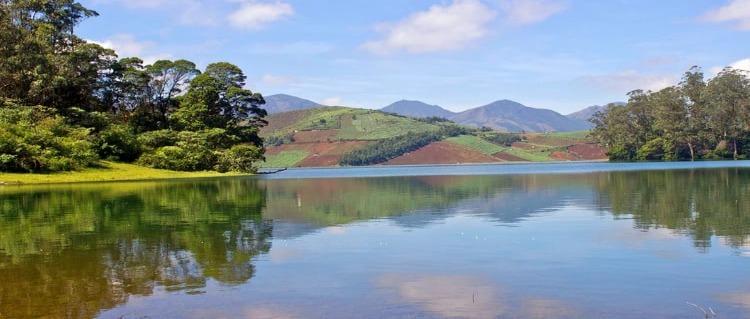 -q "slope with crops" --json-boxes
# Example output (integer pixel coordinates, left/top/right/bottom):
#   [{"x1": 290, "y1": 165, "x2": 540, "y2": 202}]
[{"x1": 260, "y1": 107, "x2": 607, "y2": 167}]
